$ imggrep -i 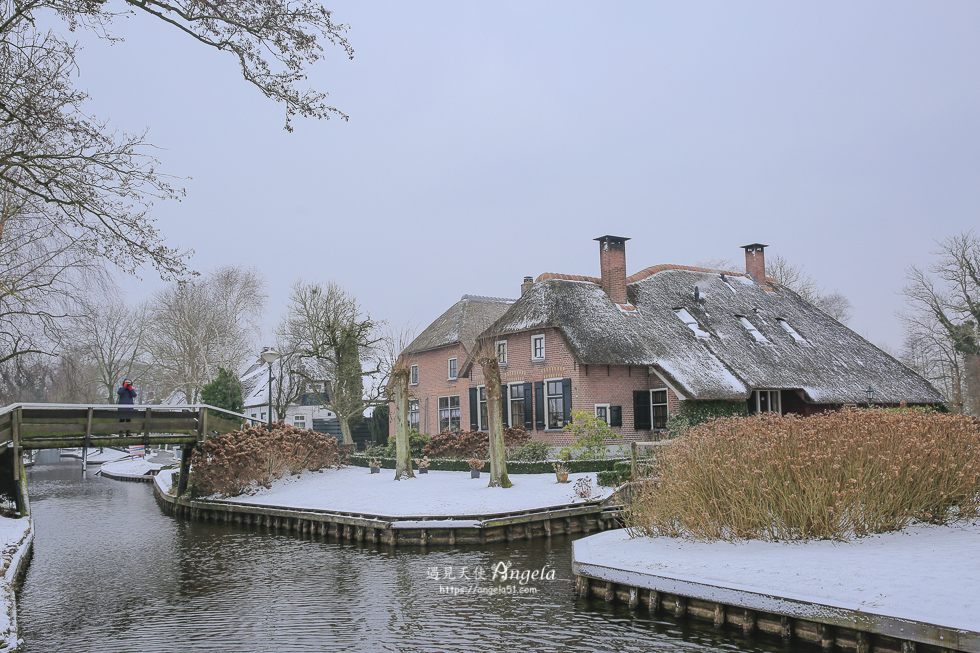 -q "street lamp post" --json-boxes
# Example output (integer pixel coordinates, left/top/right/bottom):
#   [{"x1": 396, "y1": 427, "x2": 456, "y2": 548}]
[
  {"x1": 866, "y1": 386, "x2": 875, "y2": 408},
  {"x1": 261, "y1": 347, "x2": 281, "y2": 429}
]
